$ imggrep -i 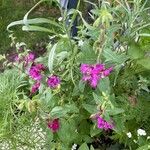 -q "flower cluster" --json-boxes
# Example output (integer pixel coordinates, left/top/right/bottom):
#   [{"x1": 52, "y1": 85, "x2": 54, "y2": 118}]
[
  {"x1": 47, "y1": 118, "x2": 60, "y2": 133},
  {"x1": 29, "y1": 63, "x2": 45, "y2": 81},
  {"x1": 31, "y1": 81, "x2": 40, "y2": 94},
  {"x1": 47, "y1": 75, "x2": 60, "y2": 89},
  {"x1": 97, "y1": 116, "x2": 113, "y2": 130},
  {"x1": 25, "y1": 52, "x2": 35, "y2": 64},
  {"x1": 80, "y1": 64, "x2": 113, "y2": 88},
  {"x1": 29, "y1": 64, "x2": 60, "y2": 93},
  {"x1": 14, "y1": 52, "x2": 35, "y2": 66}
]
